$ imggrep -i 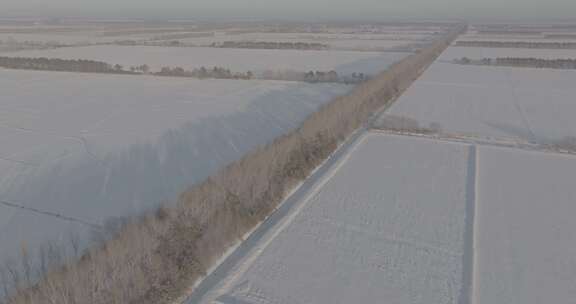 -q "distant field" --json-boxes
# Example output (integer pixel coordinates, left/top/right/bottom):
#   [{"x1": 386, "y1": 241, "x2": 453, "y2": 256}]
[
  {"x1": 4, "y1": 45, "x2": 409, "y2": 76},
  {"x1": 191, "y1": 133, "x2": 471, "y2": 304},
  {"x1": 389, "y1": 57, "x2": 576, "y2": 142},
  {"x1": 0, "y1": 69, "x2": 351, "y2": 262}
]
